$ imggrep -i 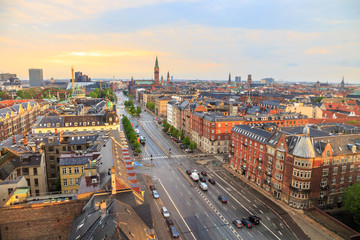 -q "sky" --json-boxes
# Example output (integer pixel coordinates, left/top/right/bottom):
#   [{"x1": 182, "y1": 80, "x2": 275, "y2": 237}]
[{"x1": 0, "y1": 0, "x2": 359, "y2": 83}]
